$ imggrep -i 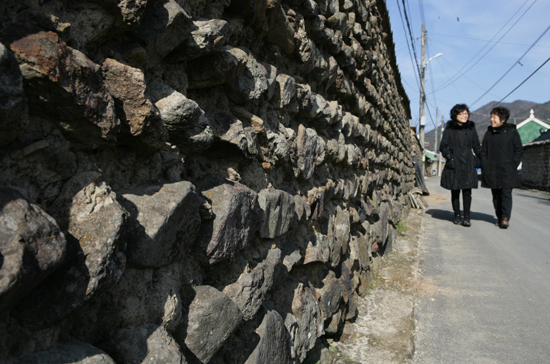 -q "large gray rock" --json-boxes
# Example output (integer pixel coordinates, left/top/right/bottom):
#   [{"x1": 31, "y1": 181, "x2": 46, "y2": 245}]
[
  {"x1": 244, "y1": 309, "x2": 291, "y2": 364},
  {"x1": 294, "y1": 124, "x2": 325, "y2": 179},
  {"x1": 272, "y1": 74, "x2": 296, "y2": 109},
  {"x1": 178, "y1": 285, "x2": 243, "y2": 363},
  {"x1": 132, "y1": 0, "x2": 193, "y2": 66},
  {"x1": 223, "y1": 248, "x2": 282, "y2": 320},
  {"x1": 0, "y1": 187, "x2": 66, "y2": 312},
  {"x1": 273, "y1": 281, "x2": 323, "y2": 362},
  {"x1": 266, "y1": 4, "x2": 295, "y2": 54},
  {"x1": 187, "y1": 46, "x2": 248, "y2": 90},
  {"x1": 294, "y1": 28, "x2": 329, "y2": 77},
  {"x1": 8, "y1": 340, "x2": 115, "y2": 364},
  {"x1": 316, "y1": 270, "x2": 342, "y2": 322},
  {"x1": 257, "y1": 189, "x2": 295, "y2": 239},
  {"x1": 102, "y1": 59, "x2": 167, "y2": 155},
  {"x1": 198, "y1": 180, "x2": 261, "y2": 264},
  {"x1": 304, "y1": 233, "x2": 331, "y2": 264},
  {"x1": 121, "y1": 181, "x2": 202, "y2": 268},
  {"x1": 150, "y1": 82, "x2": 214, "y2": 154},
  {"x1": 0, "y1": 42, "x2": 28, "y2": 148},
  {"x1": 14, "y1": 172, "x2": 127, "y2": 329},
  {"x1": 328, "y1": 206, "x2": 350, "y2": 266},
  {"x1": 100, "y1": 324, "x2": 187, "y2": 364},
  {"x1": 226, "y1": 47, "x2": 270, "y2": 104},
  {"x1": 52, "y1": 172, "x2": 127, "y2": 293},
  {"x1": 349, "y1": 231, "x2": 370, "y2": 271},
  {"x1": 167, "y1": 19, "x2": 229, "y2": 62},
  {"x1": 9, "y1": 31, "x2": 119, "y2": 150},
  {"x1": 78, "y1": 263, "x2": 188, "y2": 337},
  {"x1": 206, "y1": 110, "x2": 258, "y2": 159}
]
